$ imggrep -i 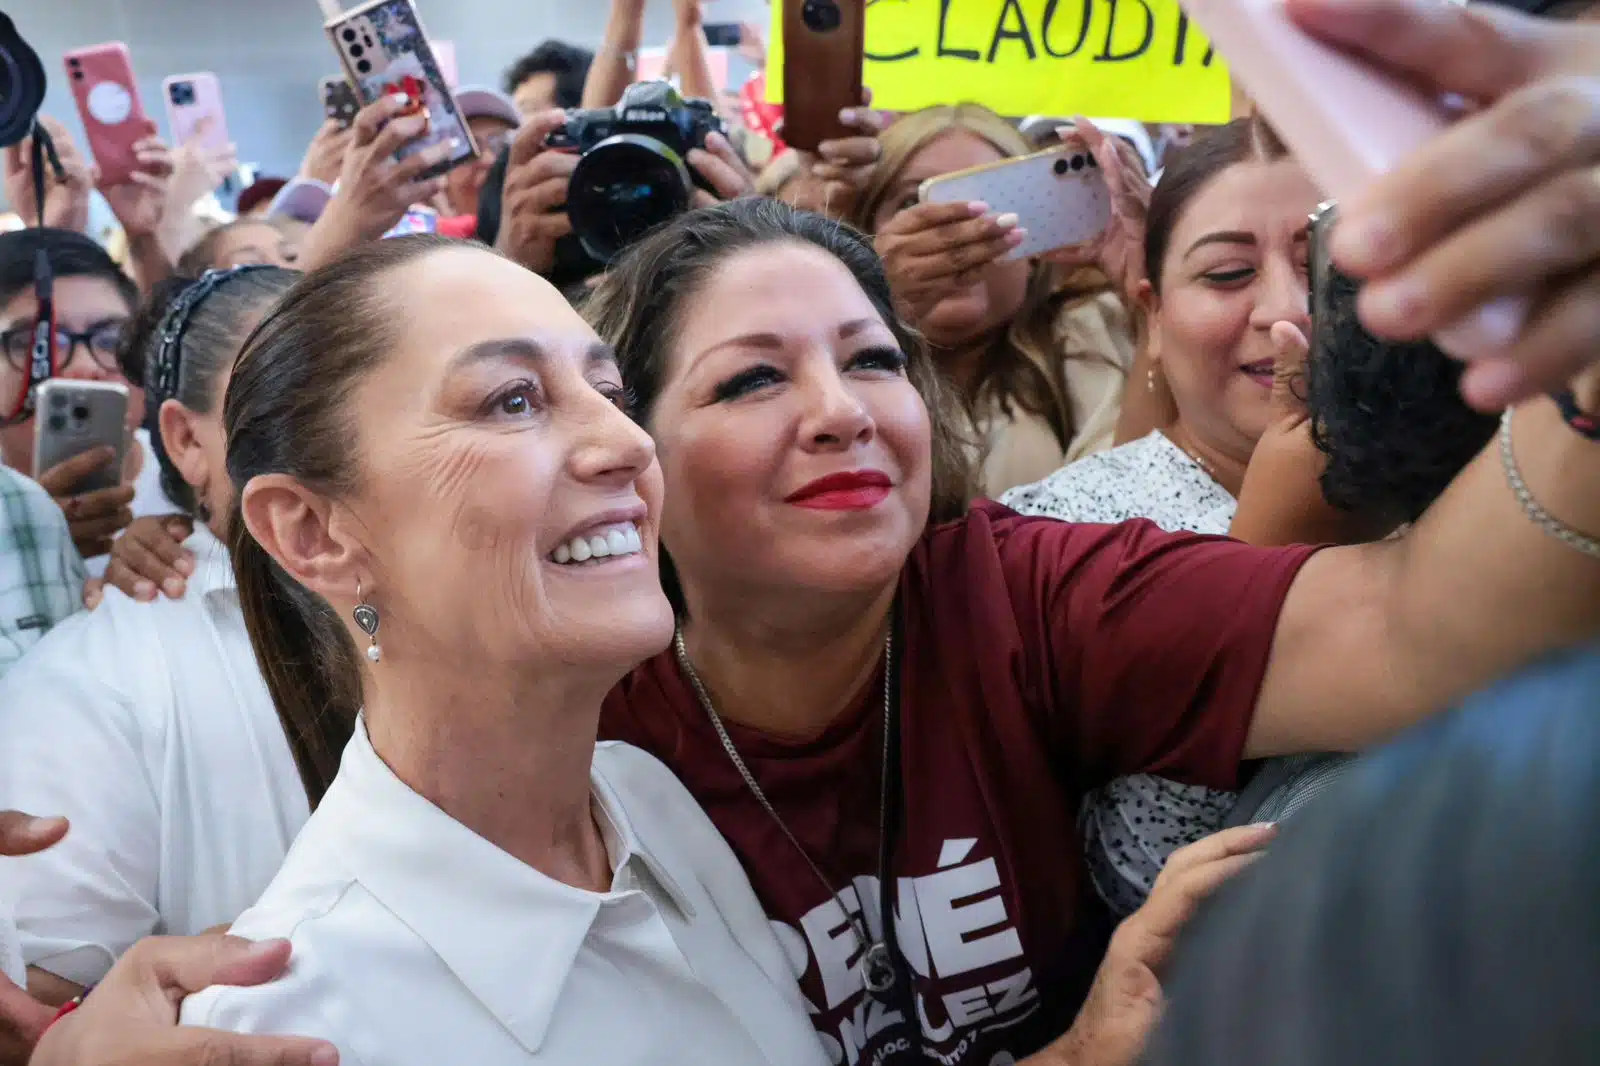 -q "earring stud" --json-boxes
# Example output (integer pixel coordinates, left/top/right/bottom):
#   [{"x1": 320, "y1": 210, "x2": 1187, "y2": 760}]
[{"x1": 353, "y1": 581, "x2": 381, "y2": 663}]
